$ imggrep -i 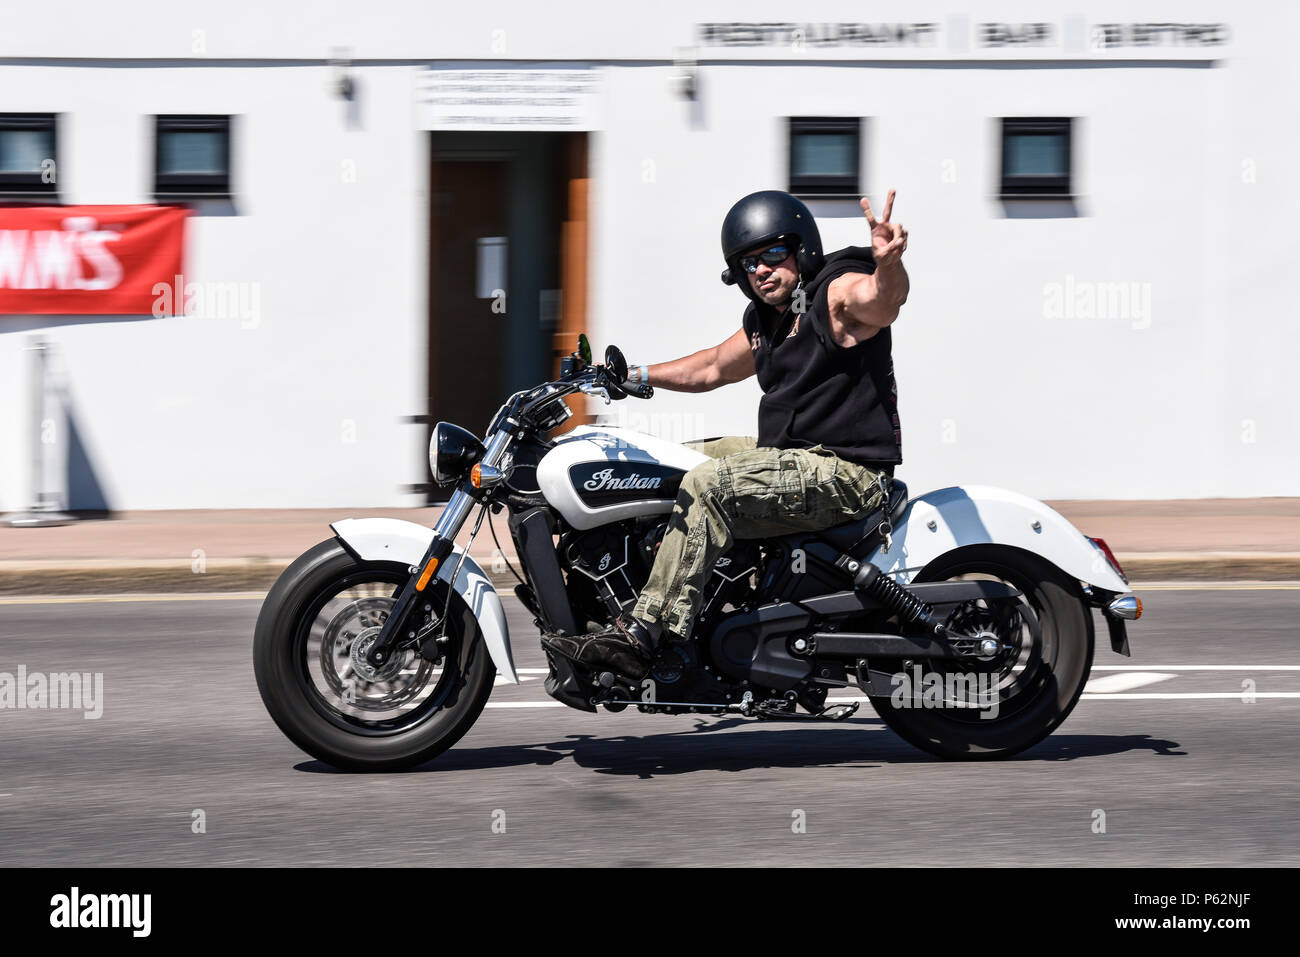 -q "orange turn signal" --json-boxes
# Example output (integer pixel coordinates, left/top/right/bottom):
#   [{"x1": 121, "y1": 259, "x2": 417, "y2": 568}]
[
  {"x1": 470, "y1": 463, "x2": 482, "y2": 488},
  {"x1": 415, "y1": 557, "x2": 440, "y2": 591}
]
